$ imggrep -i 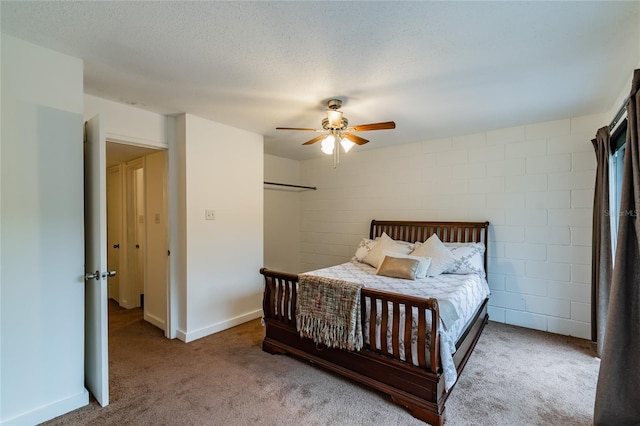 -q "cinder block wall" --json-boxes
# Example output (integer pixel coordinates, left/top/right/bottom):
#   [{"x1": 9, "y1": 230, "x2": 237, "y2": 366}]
[{"x1": 298, "y1": 114, "x2": 605, "y2": 339}]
